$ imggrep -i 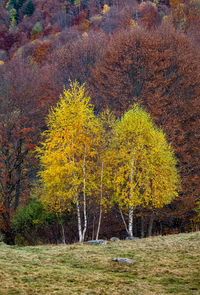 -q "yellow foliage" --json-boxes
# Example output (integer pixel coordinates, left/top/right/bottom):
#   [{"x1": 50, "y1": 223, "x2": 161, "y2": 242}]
[
  {"x1": 171, "y1": 1, "x2": 187, "y2": 30},
  {"x1": 170, "y1": 0, "x2": 181, "y2": 7},
  {"x1": 90, "y1": 14, "x2": 102, "y2": 23},
  {"x1": 0, "y1": 61, "x2": 4, "y2": 66},
  {"x1": 130, "y1": 19, "x2": 138, "y2": 28},
  {"x1": 102, "y1": 4, "x2": 110, "y2": 15},
  {"x1": 82, "y1": 32, "x2": 88, "y2": 38},
  {"x1": 162, "y1": 15, "x2": 171, "y2": 23},
  {"x1": 74, "y1": 0, "x2": 81, "y2": 7},
  {"x1": 139, "y1": 1, "x2": 156, "y2": 9},
  {"x1": 37, "y1": 82, "x2": 101, "y2": 214},
  {"x1": 107, "y1": 104, "x2": 180, "y2": 211},
  {"x1": 83, "y1": 19, "x2": 90, "y2": 31},
  {"x1": 37, "y1": 90, "x2": 180, "y2": 219}
]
